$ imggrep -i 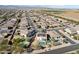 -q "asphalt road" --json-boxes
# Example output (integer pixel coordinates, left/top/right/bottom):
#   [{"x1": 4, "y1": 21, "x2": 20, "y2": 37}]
[{"x1": 40, "y1": 43, "x2": 79, "y2": 54}]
